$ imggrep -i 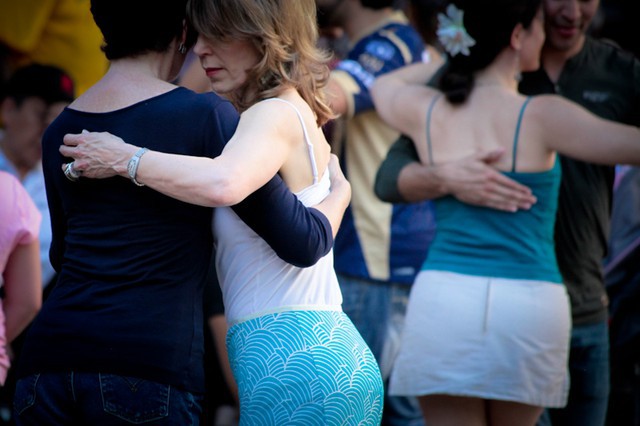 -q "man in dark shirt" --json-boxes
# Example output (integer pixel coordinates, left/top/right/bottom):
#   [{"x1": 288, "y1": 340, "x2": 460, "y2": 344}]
[{"x1": 520, "y1": 1, "x2": 639, "y2": 424}]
